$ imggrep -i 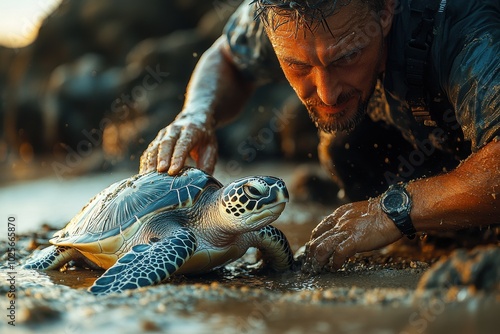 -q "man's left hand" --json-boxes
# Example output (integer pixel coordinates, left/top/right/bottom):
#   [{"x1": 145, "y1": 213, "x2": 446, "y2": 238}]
[{"x1": 302, "y1": 198, "x2": 402, "y2": 274}]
